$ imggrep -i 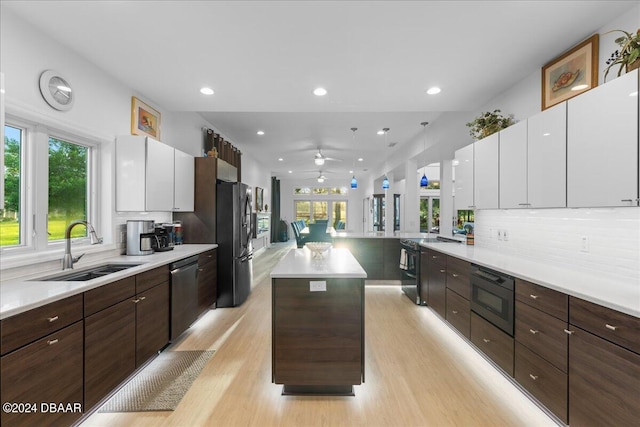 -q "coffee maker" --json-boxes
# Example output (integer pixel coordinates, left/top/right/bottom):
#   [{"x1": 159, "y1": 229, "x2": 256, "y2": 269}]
[
  {"x1": 152, "y1": 223, "x2": 175, "y2": 251},
  {"x1": 126, "y1": 220, "x2": 155, "y2": 256}
]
